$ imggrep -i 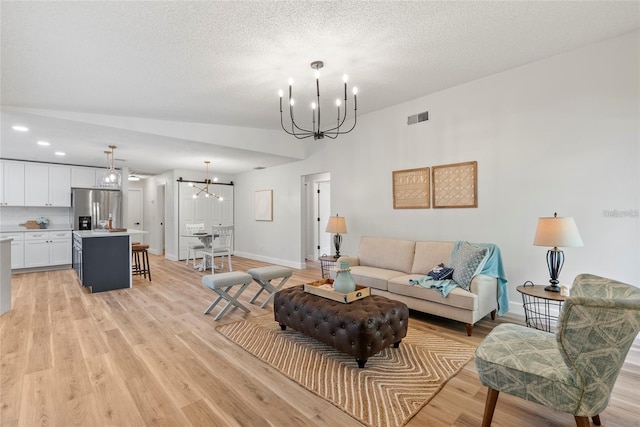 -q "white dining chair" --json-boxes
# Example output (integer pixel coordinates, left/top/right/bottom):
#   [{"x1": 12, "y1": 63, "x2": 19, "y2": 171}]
[
  {"x1": 203, "y1": 225, "x2": 233, "y2": 272},
  {"x1": 185, "y1": 222, "x2": 206, "y2": 267}
]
